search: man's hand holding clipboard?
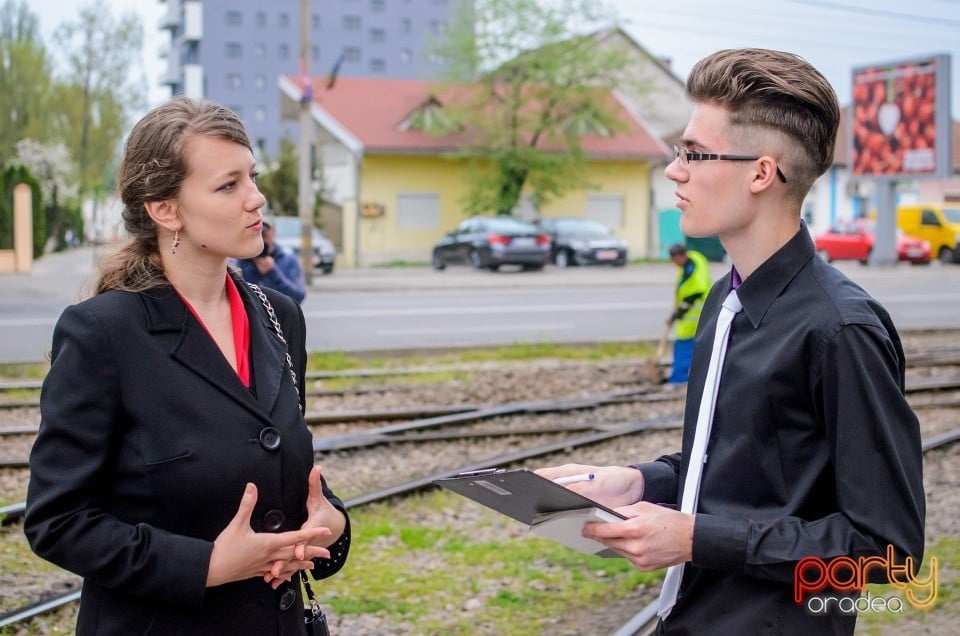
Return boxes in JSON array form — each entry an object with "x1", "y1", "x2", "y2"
[{"x1": 435, "y1": 465, "x2": 640, "y2": 557}]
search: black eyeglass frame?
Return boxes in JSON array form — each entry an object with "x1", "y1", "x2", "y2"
[{"x1": 673, "y1": 146, "x2": 787, "y2": 183}]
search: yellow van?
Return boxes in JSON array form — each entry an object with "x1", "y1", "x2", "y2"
[{"x1": 896, "y1": 204, "x2": 960, "y2": 263}]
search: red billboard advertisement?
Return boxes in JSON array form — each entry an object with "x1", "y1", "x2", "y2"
[{"x1": 851, "y1": 54, "x2": 952, "y2": 178}]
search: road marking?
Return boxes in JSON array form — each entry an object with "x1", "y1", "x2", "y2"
[
  {"x1": 0, "y1": 317, "x2": 58, "y2": 327},
  {"x1": 304, "y1": 301, "x2": 667, "y2": 319},
  {"x1": 377, "y1": 323, "x2": 575, "y2": 336}
]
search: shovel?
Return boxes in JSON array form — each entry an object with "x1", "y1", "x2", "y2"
[{"x1": 638, "y1": 324, "x2": 671, "y2": 384}]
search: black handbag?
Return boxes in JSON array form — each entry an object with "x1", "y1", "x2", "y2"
[{"x1": 302, "y1": 570, "x2": 329, "y2": 636}]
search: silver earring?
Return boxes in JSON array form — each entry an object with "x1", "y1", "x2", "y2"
[{"x1": 171, "y1": 230, "x2": 181, "y2": 255}]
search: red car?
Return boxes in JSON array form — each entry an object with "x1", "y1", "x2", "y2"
[{"x1": 814, "y1": 220, "x2": 931, "y2": 265}]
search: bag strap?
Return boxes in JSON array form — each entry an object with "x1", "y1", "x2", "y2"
[
  {"x1": 247, "y1": 283, "x2": 302, "y2": 414},
  {"x1": 301, "y1": 570, "x2": 329, "y2": 634}
]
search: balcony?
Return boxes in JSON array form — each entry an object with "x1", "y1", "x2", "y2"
[
  {"x1": 183, "y1": 1, "x2": 202, "y2": 41},
  {"x1": 158, "y1": 0, "x2": 181, "y2": 30}
]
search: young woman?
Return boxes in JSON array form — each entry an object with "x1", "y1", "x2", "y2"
[{"x1": 25, "y1": 97, "x2": 349, "y2": 635}]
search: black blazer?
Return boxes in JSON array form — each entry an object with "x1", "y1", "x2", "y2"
[{"x1": 25, "y1": 273, "x2": 349, "y2": 635}]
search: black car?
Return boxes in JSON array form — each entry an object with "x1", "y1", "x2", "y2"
[
  {"x1": 533, "y1": 217, "x2": 628, "y2": 267},
  {"x1": 432, "y1": 216, "x2": 552, "y2": 271}
]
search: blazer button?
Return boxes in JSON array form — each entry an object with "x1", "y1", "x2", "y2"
[
  {"x1": 278, "y1": 587, "x2": 297, "y2": 611},
  {"x1": 263, "y1": 509, "x2": 285, "y2": 531},
  {"x1": 259, "y1": 427, "x2": 282, "y2": 451}
]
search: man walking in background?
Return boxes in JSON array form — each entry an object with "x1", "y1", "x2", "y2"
[
  {"x1": 237, "y1": 219, "x2": 306, "y2": 304},
  {"x1": 666, "y1": 243, "x2": 711, "y2": 383}
]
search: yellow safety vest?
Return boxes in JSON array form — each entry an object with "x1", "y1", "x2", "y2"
[{"x1": 674, "y1": 250, "x2": 712, "y2": 340}]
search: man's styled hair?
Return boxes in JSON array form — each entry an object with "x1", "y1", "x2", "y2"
[{"x1": 686, "y1": 48, "x2": 840, "y2": 199}]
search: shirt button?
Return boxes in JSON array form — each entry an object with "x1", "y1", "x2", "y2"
[
  {"x1": 278, "y1": 587, "x2": 297, "y2": 611},
  {"x1": 259, "y1": 427, "x2": 282, "y2": 452},
  {"x1": 263, "y1": 509, "x2": 285, "y2": 531}
]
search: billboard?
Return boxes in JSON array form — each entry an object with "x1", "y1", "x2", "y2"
[{"x1": 850, "y1": 54, "x2": 952, "y2": 178}]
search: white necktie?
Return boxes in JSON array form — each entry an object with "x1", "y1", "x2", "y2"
[{"x1": 658, "y1": 289, "x2": 742, "y2": 620}]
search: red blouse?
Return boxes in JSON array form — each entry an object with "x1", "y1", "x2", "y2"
[{"x1": 176, "y1": 274, "x2": 251, "y2": 387}]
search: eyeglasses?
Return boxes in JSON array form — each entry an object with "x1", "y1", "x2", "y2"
[{"x1": 673, "y1": 146, "x2": 787, "y2": 183}]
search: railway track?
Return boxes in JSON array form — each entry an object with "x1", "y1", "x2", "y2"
[
  {"x1": 1, "y1": 335, "x2": 958, "y2": 634},
  {"x1": 4, "y1": 419, "x2": 958, "y2": 633}
]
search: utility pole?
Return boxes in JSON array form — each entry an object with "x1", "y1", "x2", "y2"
[{"x1": 298, "y1": 0, "x2": 314, "y2": 284}]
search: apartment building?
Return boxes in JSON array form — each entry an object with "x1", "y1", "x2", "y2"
[{"x1": 158, "y1": 0, "x2": 468, "y2": 157}]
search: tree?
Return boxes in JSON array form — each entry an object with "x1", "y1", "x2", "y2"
[
  {"x1": 428, "y1": 0, "x2": 637, "y2": 217},
  {"x1": 51, "y1": 0, "x2": 144, "y2": 195},
  {"x1": 10, "y1": 139, "x2": 80, "y2": 249},
  {"x1": 258, "y1": 138, "x2": 300, "y2": 217},
  {"x1": 257, "y1": 137, "x2": 326, "y2": 223},
  {"x1": 0, "y1": 0, "x2": 53, "y2": 158}
]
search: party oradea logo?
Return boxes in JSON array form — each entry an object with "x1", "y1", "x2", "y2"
[{"x1": 794, "y1": 545, "x2": 937, "y2": 615}]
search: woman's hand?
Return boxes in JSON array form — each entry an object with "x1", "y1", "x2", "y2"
[
  {"x1": 264, "y1": 466, "x2": 347, "y2": 588},
  {"x1": 206, "y1": 483, "x2": 332, "y2": 588}
]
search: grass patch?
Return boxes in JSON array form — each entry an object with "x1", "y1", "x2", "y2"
[
  {"x1": 0, "y1": 387, "x2": 40, "y2": 404},
  {"x1": 0, "y1": 361, "x2": 49, "y2": 380},
  {"x1": 303, "y1": 341, "x2": 658, "y2": 390},
  {"x1": 320, "y1": 490, "x2": 660, "y2": 635}
]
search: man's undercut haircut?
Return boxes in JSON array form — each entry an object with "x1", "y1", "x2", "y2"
[{"x1": 686, "y1": 48, "x2": 840, "y2": 197}]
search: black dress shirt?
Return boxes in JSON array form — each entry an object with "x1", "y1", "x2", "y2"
[{"x1": 637, "y1": 227, "x2": 925, "y2": 635}]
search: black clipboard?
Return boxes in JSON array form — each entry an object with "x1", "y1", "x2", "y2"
[{"x1": 434, "y1": 468, "x2": 627, "y2": 557}]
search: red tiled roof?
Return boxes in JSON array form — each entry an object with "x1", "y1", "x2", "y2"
[{"x1": 291, "y1": 75, "x2": 669, "y2": 160}]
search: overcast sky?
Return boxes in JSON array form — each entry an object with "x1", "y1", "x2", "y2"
[{"x1": 32, "y1": 0, "x2": 960, "y2": 118}]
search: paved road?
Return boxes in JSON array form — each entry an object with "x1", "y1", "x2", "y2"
[{"x1": 2, "y1": 246, "x2": 959, "y2": 364}]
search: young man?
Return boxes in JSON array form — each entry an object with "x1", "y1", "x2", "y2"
[
  {"x1": 237, "y1": 218, "x2": 306, "y2": 304},
  {"x1": 539, "y1": 49, "x2": 924, "y2": 635},
  {"x1": 666, "y1": 243, "x2": 711, "y2": 383}
]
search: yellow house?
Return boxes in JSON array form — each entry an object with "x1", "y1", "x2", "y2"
[{"x1": 279, "y1": 75, "x2": 670, "y2": 267}]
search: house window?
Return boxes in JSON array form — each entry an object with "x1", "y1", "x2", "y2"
[
  {"x1": 255, "y1": 74, "x2": 266, "y2": 90},
  {"x1": 226, "y1": 42, "x2": 243, "y2": 58},
  {"x1": 586, "y1": 193, "x2": 625, "y2": 229},
  {"x1": 397, "y1": 192, "x2": 440, "y2": 229},
  {"x1": 254, "y1": 43, "x2": 266, "y2": 59},
  {"x1": 278, "y1": 43, "x2": 289, "y2": 59},
  {"x1": 255, "y1": 11, "x2": 266, "y2": 26},
  {"x1": 343, "y1": 46, "x2": 361, "y2": 62},
  {"x1": 225, "y1": 10, "x2": 242, "y2": 26},
  {"x1": 254, "y1": 106, "x2": 266, "y2": 122},
  {"x1": 370, "y1": 28, "x2": 385, "y2": 43},
  {"x1": 226, "y1": 73, "x2": 242, "y2": 89},
  {"x1": 343, "y1": 15, "x2": 361, "y2": 30},
  {"x1": 312, "y1": 14, "x2": 320, "y2": 30},
  {"x1": 370, "y1": 58, "x2": 385, "y2": 73},
  {"x1": 312, "y1": 45, "x2": 320, "y2": 60},
  {"x1": 400, "y1": 48, "x2": 411, "y2": 64},
  {"x1": 278, "y1": 12, "x2": 290, "y2": 28},
  {"x1": 371, "y1": 0, "x2": 386, "y2": 11},
  {"x1": 401, "y1": 17, "x2": 411, "y2": 33}
]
